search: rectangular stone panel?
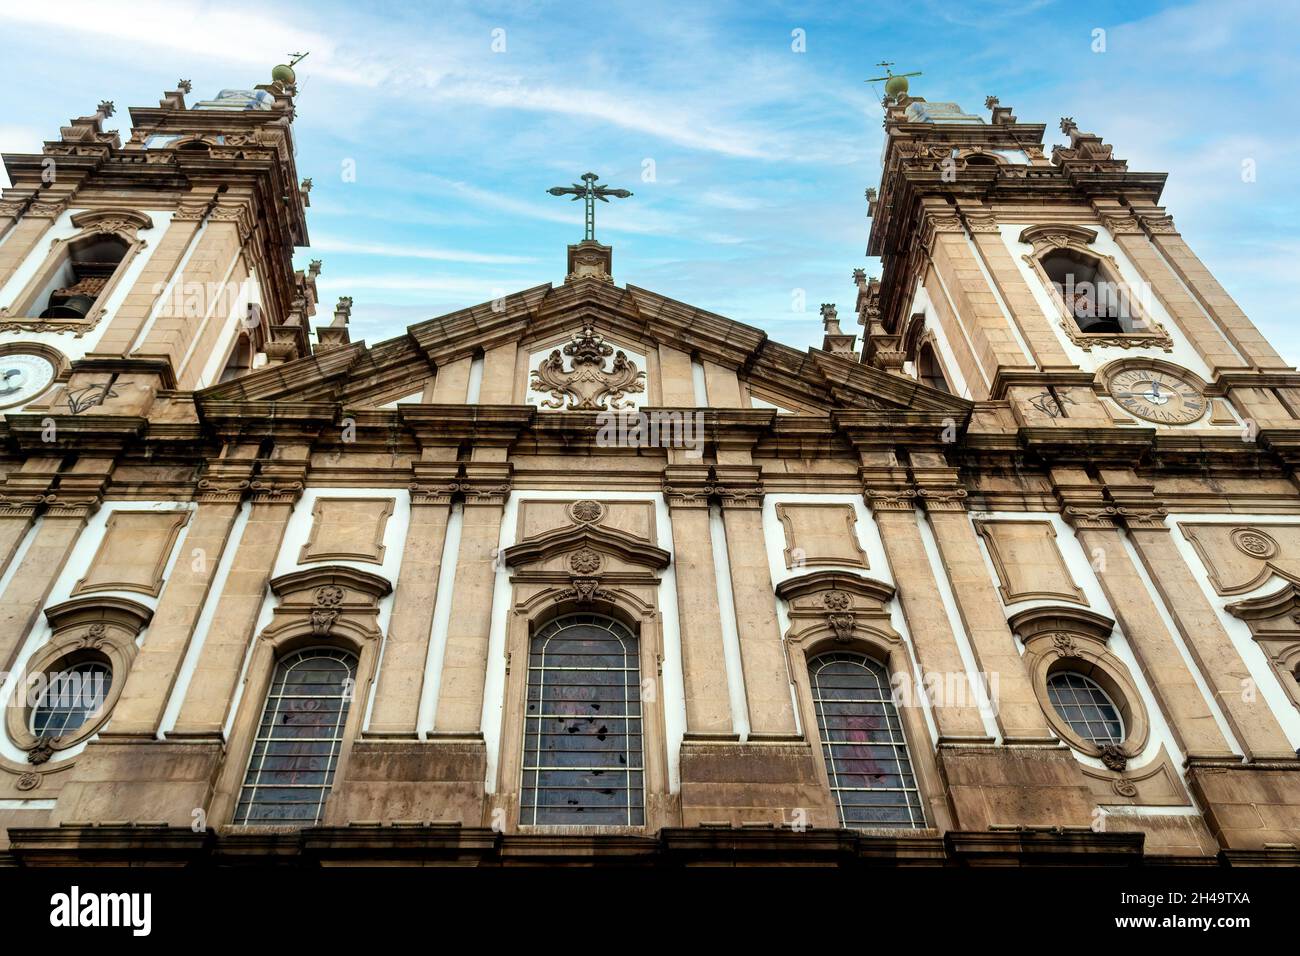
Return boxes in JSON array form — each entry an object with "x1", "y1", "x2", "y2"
[
  {"x1": 298, "y1": 497, "x2": 394, "y2": 565},
  {"x1": 72, "y1": 509, "x2": 190, "y2": 597},
  {"x1": 975, "y1": 519, "x2": 1086, "y2": 605},
  {"x1": 775, "y1": 502, "x2": 868, "y2": 569}
]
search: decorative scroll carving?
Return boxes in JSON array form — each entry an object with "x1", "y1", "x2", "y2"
[
  {"x1": 1099, "y1": 743, "x2": 1130, "y2": 773},
  {"x1": 530, "y1": 324, "x2": 645, "y2": 411}
]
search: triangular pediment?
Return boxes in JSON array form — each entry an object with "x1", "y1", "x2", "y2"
[{"x1": 196, "y1": 276, "x2": 970, "y2": 421}]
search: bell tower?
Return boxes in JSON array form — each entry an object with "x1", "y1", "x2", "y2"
[
  {"x1": 0, "y1": 64, "x2": 318, "y2": 419},
  {"x1": 859, "y1": 83, "x2": 1296, "y2": 432}
]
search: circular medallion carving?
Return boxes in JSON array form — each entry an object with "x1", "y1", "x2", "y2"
[
  {"x1": 15, "y1": 771, "x2": 40, "y2": 791},
  {"x1": 1111, "y1": 778, "x2": 1138, "y2": 798},
  {"x1": 822, "y1": 590, "x2": 851, "y2": 611},
  {"x1": 314, "y1": 584, "x2": 345, "y2": 606},
  {"x1": 569, "y1": 547, "x2": 602, "y2": 574},
  {"x1": 1231, "y1": 527, "x2": 1278, "y2": 560},
  {"x1": 569, "y1": 500, "x2": 605, "y2": 524}
]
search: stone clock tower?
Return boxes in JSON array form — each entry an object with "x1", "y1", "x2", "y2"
[{"x1": 0, "y1": 72, "x2": 318, "y2": 417}]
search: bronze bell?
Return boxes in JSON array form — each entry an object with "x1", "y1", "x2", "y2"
[{"x1": 40, "y1": 292, "x2": 96, "y2": 319}]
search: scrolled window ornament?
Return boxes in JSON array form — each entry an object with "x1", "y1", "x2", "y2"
[
  {"x1": 26, "y1": 736, "x2": 55, "y2": 766},
  {"x1": 529, "y1": 324, "x2": 646, "y2": 411},
  {"x1": 1098, "y1": 743, "x2": 1130, "y2": 773}
]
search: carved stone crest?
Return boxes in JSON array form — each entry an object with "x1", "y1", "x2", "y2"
[
  {"x1": 530, "y1": 324, "x2": 645, "y2": 411},
  {"x1": 1099, "y1": 744, "x2": 1129, "y2": 773}
]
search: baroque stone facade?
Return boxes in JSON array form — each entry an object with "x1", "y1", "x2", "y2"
[{"x1": 0, "y1": 75, "x2": 1296, "y2": 868}]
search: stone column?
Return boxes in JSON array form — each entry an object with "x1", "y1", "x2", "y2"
[
  {"x1": 133, "y1": 210, "x2": 244, "y2": 373},
  {"x1": 0, "y1": 455, "x2": 110, "y2": 672},
  {"x1": 922, "y1": 199, "x2": 1032, "y2": 394},
  {"x1": 912, "y1": 457, "x2": 1055, "y2": 744},
  {"x1": 1053, "y1": 468, "x2": 1235, "y2": 759},
  {"x1": 94, "y1": 203, "x2": 206, "y2": 356},
  {"x1": 366, "y1": 477, "x2": 455, "y2": 737},
  {"x1": 170, "y1": 483, "x2": 299, "y2": 737},
  {"x1": 716, "y1": 472, "x2": 796, "y2": 739},
  {"x1": 1092, "y1": 201, "x2": 1248, "y2": 374},
  {"x1": 1128, "y1": 201, "x2": 1289, "y2": 370},
  {"x1": 662, "y1": 467, "x2": 734, "y2": 738},
  {"x1": 866, "y1": 487, "x2": 990, "y2": 743},
  {"x1": 0, "y1": 197, "x2": 65, "y2": 294},
  {"x1": 106, "y1": 494, "x2": 243, "y2": 737},
  {"x1": 1121, "y1": 515, "x2": 1294, "y2": 761},
  {"x1": 0, "y1": 504, "x2": 95, "y2": 672},
  {"x1": 431, "y1": 470, "x2": 508, "y2": 735}
]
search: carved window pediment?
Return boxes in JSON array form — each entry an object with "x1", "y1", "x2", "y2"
[
  {"x1": 263, "y1": 566, "x2": 392, "y2": 645},
  {"x1": 775, "y1": 571, "x2": 899, "y2": 647}
]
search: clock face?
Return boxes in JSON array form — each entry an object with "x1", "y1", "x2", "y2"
[
  {"x1": 1107, "y1": 364, "x2": 1206, "y2": 425},
  {"x1": 0, "y1": 354, "x2": 56, "y2": 409}
]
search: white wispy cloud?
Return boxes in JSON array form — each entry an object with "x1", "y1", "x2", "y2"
[{"x1": 308, "y1": 236, "x2": 536, "y2": 264}]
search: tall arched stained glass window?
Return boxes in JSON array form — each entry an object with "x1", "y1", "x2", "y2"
[
  {"x1": 809, "y1": 652, "x2": 924, "y2": 829},
  {"x1": 235, "y1": 648, "x2": 357, "y2": 825},
  {"x1": 521, "y1": 615, "x2": 643, "y2": 826}
]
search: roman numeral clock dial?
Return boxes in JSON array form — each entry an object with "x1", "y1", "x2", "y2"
[
  {"x1": 0, "y1": 352, "x2": 56, "y2": 410},
  {"x1": 1105, "y1": 363, "x2": 1207, "y2": 425}
]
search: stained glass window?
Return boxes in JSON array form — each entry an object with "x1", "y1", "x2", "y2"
[
  {"x1": 30, "y1": 660, "x2": 111, "y2": 738},
  {"x1": 521, "y1": 615, "x2": 643, "y2": 826},
  {"x1": 1047, "y1": 671, "x2": 1124, "y2": 746},
  {"x1": 809, "y1": 652, "x2": 924, "y2": 829},
  {"x1": 234, "y1": 648, "x2": 357, "y2": 825}
]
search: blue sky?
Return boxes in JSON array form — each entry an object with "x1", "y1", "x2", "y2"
[{"x1": 2, "y1": 0, "x2": 1297, "y2": 363}]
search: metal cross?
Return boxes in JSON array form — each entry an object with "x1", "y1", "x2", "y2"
[{"x1": 547, "y1": 172, "x2": 632, "y2": 241}]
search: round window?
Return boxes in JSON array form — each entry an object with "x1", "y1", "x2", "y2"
[
  {"x1": 30, "y1": 660, "x2": 112, "y2": 739},
  {"x1": 1046, "y1": 671, "x2": 1123, "y2": 746}
]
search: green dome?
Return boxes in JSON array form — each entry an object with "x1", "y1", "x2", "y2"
[
  {"x1": 271, "y1": 63, "x2": 296, "y2": 85},
  {"x1": 884, "y1": 74, "x2": 910, "y2": 98}
]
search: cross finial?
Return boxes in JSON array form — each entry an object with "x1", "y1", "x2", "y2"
[{"x1": 546, "y1": 171, "x2": 633, "y2": 241}]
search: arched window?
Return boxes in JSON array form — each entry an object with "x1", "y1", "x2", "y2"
[
  {"x1": 917, "y1": 342, "x2": 951, "y2": 393},
  {"x1": 1040, "y1": 248, "x2": 1135, "y2": 334},
  {"x1": 30, "y1": 660, "x2": 111, "y2": 739},
  {"x1": 1046, "y1": 671, "x2": 1123, "y2": 746},
  {"x1": 521, "y1": 614, "x2": 643, "y2": 826},
  {"x1": 37, "y1": 235, "x2": 130, "y2": 320},
  {"x1": 234, "y1": 648, "x2": 357, "y2": 825},
  {"x1": 808, "y1": 652, "x2": 924, "y2": 829}
]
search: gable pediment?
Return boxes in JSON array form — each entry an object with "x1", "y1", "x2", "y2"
[{"x1": 195, "y1": 275, "x2": 973, "y2": 423}]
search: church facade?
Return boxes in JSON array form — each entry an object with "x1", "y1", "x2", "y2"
[{"x1": 0, "y1": 70, "x2": 1296, "y2": 867}]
